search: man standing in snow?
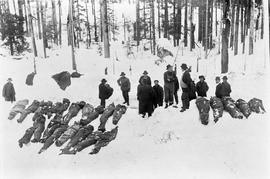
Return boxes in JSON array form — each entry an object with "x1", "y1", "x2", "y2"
[
  {"x1": 164, "y1": 64, "x2": 177, "y2": 108},
  {"x1": 153, "y1": 80, "x2": 164, "y2": 108},
  {"x1": 221, "y1": 76, "x2": 231, "y2": 97},
  {"x1": 174, "y1": 76, "x2": 180, "y2": 106},
  {"x1": 117, "y1": 72, "x2": 131, "y2": 106},
  {"x1": 196, "y1": 75, "x2": 209, "y2": 97},
  {"x1": 2, "y1": 78, "x2": 16, "y2": 103},
  {"x1": 179, "y1": 64, "x2": 193, "y2": 112},
  {"x1": 215, "y1": 77, "x2": 223, "y2": 98},
  {"x1": 137, "y1": 79, "x2": 156, "y2": 118},
  {"x1": 99, "y1": 79, "x2": 114, "y2": 107},
  {"x1": 139, "y1": 70, "x2": 152, "y2": 86}
]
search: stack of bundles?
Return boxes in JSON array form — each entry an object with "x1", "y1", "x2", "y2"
[
  {"x1": 63, "y1": 101, "x2": 85, "y2": 124},
  {"x1": 210, "y1": 97, "x2": 224, "y2": 123},
  {"x1": 195, "y1": 97, "x2": 210, "y2": 125},
  {"x1": 79, "y1": 105, "x2": 104, "y2": 126},
  {"x1": 112, "y1": 104, "x2": 127, "y2": 125},
  {"x1": 25, "y1": 72, "x2": 36, "y2": 86},
  {"x1": 40, "y1": 114, "x2": 63, "y2": 143},
  {"x1": 18, "y1": 109, "x2": 46, "y2": 147},
  {"x1": 98, "y1": 103, "x2": 116, "y2": 132},
  {"x1": 59, "y1": 125, "x2": 94, "y2": 155},
  {"x1": 55, "y1": 121, "x2": 81, "y2": 147},
  {"x1": 52, "y1": 71, "x2": 71, "y2": 90},
  {"x1": 235, "y1": 99, "x2": 252, "y2": 118},
  {"x1": 222, "y1": 97, "x2": 243, "y2": 119},
  {"x1": 50, "y1": 98, "x2": 70, "y2": 115},
  {"x1": 17, "y1": 100, "x2": 40, "y2": 123},
  {"x1": 8, "y1": 99, "x2": 29, "y2": 120},
  {"x1": 248, "y1": 98, "x2": 266, "y2": 114},
  {"x1": 39, "y1": 101, "x2": 53, "y2": 119},
  {"x1": 90, "y1": 126, "x2": 118, "y2": 155}
]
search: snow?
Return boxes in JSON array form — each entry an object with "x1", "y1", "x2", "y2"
[{"x1": 1, "y1": 0, "x2": 270, "y2": 178}]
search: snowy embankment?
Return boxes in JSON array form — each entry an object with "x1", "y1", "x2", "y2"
[{"x1": 0, "y1": 40, "x2": 270, "y2": 179}]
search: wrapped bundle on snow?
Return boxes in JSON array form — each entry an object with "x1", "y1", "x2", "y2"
[
  {"x1": 63, "y1": 101, "x2": 85, "y2": 124},
  {"x1": 90, "y1": 126, "x2": 118, "y2": 155},
  {"x1": 210, "y1": 97, "x2": 224, "y2": 123},
  {"x1": 52, "y1": 71, "x2": 71, "y2": 90},
  {"x1": 195, "y1": 97, "x2": 210, "y2": 125},
  {"x1": 112, "y1": 104, "x2": 127, "y2": 125},
  {"x1": 8, "y1": 99, "x2": 29, "y2": 120},
  {"x1": 222, "y1": 97, "x2": 243, "y2": 119},
  {"x1": 25, "y1": 72, "x2": 36, "y2": 86},
  {"x1": 40, "y1": 114, "x2": 63, "y2": 143},
  {"x1": 235, "y1": 99, "x2": 252, "y2": 118},
  {"x1": 50, "y1": 98, "x2": 70, "y2": 115},
  {"x1": 38, "y1": 123, "x2": 69, "y2": 154},
  {"x1": 17, "y1": 100, "x2": 40, "y2": 123},
  {"x1": 18, "y1": 110, "x2": 46, "y2": 147},
  {"x1": 98, "y1": 103, "x2": 115, "y2": 132},
  {"x1": 70, "y1": 71, "x2": 83, "y2": 78},
  {"x1": 59, "y1": 125, "x2": 95, "y2": 155},
  {"x1": 55, "y1": 121, "x2": 81, "y2": 147},
  {"x1": 79, "y1": 105, "x2": 104, "y2": 126},
  {"x1": 248, "y1": 98, "x2": 266, "y2": 114},
  {"x1": 81, "y1": 103, "x2": 95, "y2": 119}
]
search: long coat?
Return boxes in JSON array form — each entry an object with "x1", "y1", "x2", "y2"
[
  {"x1": 196, "y1": 81, "x2": 209, "y2": 97},
  {"x1": 221, "y1": 81, "x2": 231, "y2": 97},
  {"x1": 2, "y1": 82, "x2": 16, "y2": 102},
  {"x1": 139, "y1": 75, "x2": 152, "y2": 86},
  {"x1": 153, "y1": 84, "x2": 164, "y2": 106},
  {"x1": 99, "y1": 83, "x2": 114, "y2": 100},
  {"x1": 137, "y1": 84, "x2": 156, "y2": 115},
  {"x1": 215, "y1": 83, "x2": 223, "y2": 98},
  {"x1": 117, "y1": 76, "x2": 131, "y2": 92},
  {"x1": 181, "y1": 71, "x2": 196, "y2": 100}
]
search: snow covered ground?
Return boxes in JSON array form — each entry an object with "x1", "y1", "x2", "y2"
[{"x1": 0, "y1": 36, "x2": 270, "y2": 179}]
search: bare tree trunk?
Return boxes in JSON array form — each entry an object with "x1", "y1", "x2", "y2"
[
  {"x1": 23, "y1": 0, "x2": 29, "y2": 35},
  {"x1": 215, "y1": 0, "x2": 217, "y2": 36},
  {"x1": 221, "y1": 0, "x2": 230, "y2": 73},
  {"x1": 242, "y1": 3, "x2": 247, "y2": 54},
  {"x1": 51, "y1": 0, "x2": 58, "y2": 45},
  {"x1": 260, "y1": 7, "x2": 264, "y2": 39},
  {"x1": 69, "y1": 0, "x2": 77, "y2": 71},
  {"x1": 12, "y1": 0, "x2": 17, "y2": 15},
  {"x1": 205, "y1": 0, "x2": 208, "y2": 58},
  {"x1": 91, "y1": 0, "x2": 98, "y2": 42},
  {"x1": 18, "y1": 0, "x2": 23, "y2": 17},
  {"x1": 151, "y1": 0, "x2": 156, "y2": 55},
  {"x1": 229, "y1": 0, "x2": 235, "y2": 49},
  {"x1": 101, "y1": 0, "x2": 110, "y2": 58},
  {"x1": 36, "y1": 0, "x2": 41, "y2": 39},
  {"x1": 234, "y1": 0, "x2": 240, "y2": 55},
  {"x1": 164, "y1": 0, "x2": 168, "y2": 38},
  {"x1": 157, "y1": 0, "x2": 161, "y2": 38},
  {"x1": 85, "y1": 0, "x2": 91, "y2": 48},
  {"x1": 240, "y1": 3, "x2": 244, "y2": 43},
  {"x1": 176, "y1": 0, "x2": 181, "y2": 46},
  {"x1": 40, "y1": 0, "x2": 47, "y2": 57},
  {"x1": 184, "y1": 0, "x2": 188, "y2": 46},
  {"x1": 100, "y1": 0, "x2": 103, "y2": 42},
  {"x1": 136, "y1": 0, "x2": 140, "y2": 46},
  {"x1": 249, "y1": 0, "x2": 254, "y2": 55},
  {"x1": 143, "y1": 1, "x2": 146, "y2": 38},
  {"x1": 173, "y1": 0, "x2": 176, "y2": 47},
  {"x1": 190, "y1": 0, "x2": 195, "y2": 51},
  {"x1": 58, "y1": 0, "x2": 62, "y2": 46}
]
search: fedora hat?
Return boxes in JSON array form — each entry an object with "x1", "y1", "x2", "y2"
[
  {"x1": 120, "y1": 72, "x2": 126, "y2": 76},
  {"x1": 143, "y1": 70, "x2": 148, "y2": 75},
  {"x1": 180, "y1": 63, "x2": 188, "y2": 70}
]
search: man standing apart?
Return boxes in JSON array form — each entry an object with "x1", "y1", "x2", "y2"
[
  {"x1": 164, "y1": 65, "x2": 177, "y2": 108},
  {"x1": 99, "y1": 79, "x2": 114, "y2": 107},
  {"x1": 117, "y1": 72, "x2": 131, "y2": 106},
  {"x1": 2, "y1": 78, "x2": 16, "y2": 103},
  {"x1": 180, "y1": 64, "x2": 193, "y2": 112}
]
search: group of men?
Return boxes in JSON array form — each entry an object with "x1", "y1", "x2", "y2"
[{"x1": 98, "y1": 63, "x2": 232, "y2": 118}]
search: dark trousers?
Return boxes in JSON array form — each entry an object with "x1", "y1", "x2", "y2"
[
  {"x1": 100, "y1": 99, "x2": 106, "y2": 107},
  {"x1": 181, "y1": 91, "x2": 190, "y2": 109},
  {"x1": 174, "y1": 91, "x2": 179, "y2": 104},
  {"x1": 164, "y1": 86, "x2": 174, "y2": 104},
  {"x1": 122, "y1": 91, "x2": 129, "y2": 105}
]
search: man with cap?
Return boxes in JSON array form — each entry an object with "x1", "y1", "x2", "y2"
[
  {"x1": 221, "y1": 76, "x2": 231, "y2": 97},
  {"x1": 139, "y1": 70, "x2": 152, "y2": 86},
  {"x1": 195, "y1": 75, "x2": 209, "y2": 97},
  {"x1": 215, "y1": 76, "x2": 223, "y2": 98},
  {"x1": 99, "y1": 79, "x2": 114, "y2": 107},
  {"x1": 153, "y1": 80, "x2": 164, "y2": 108},
  {"x1": 117, "y1": 72, "x2": 131, "y2": 106},
  {"x1": 164, "y1": 64, "x2": 177, "y2": 108},
  {"x1": 179, "y1": 63, "x2": 194, "y2": 112},
  {"x1": 2, "y1": 78, "x2": 16, "y2": 103}
]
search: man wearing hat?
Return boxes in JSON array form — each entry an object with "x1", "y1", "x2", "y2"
[
  {"x1": 215, "y1": 76, "x2": 223, "y2": 98},
  {"x1": 153, "y1": 80, "x2": 164, "y2": 108},
  {"x1": 164, "y1": 64, "x2": 177, "y2": 108},
  {"x1": 139, "y1": 70, "x2": 152, "y2": 86},
  {"x1": 195, "y1": 75, "x2": 209, "y2": 97},
  {"x1": 221, "y1": 76, "x2": 231, "y2": 97},
  {"x1": 99, "y1": 79, "x2": 114, "y2": 107},
  {"x1": 2, "y1": 78, "x2": 16, "y2": 103},
  {"x1": 179, "y1": 63, "x2": 195, "y2": 112},
  {"x1": 117, "y1": 72, "x2": 131, "y2": 106}
]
